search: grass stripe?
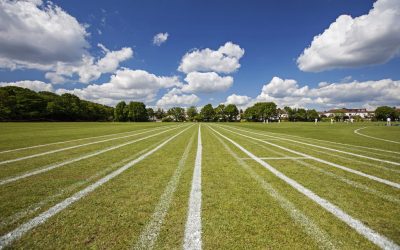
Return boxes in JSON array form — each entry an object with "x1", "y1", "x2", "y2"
[
  {"x1": 134, "y1": 132, "x2": 195, "y2": 249},
  {"x1": 220, "y1": 125, "x2": 400, "y2": 189},
  {"x1": 0, "y1": 125, "x2": 174, "y2": 166},
  {"x1": 184, "y1": 125, "x2": 202, "y2": 250},
  {"x1": 0, "y1": 125, "x2": 182, "y2": 185},
  {"x1": 355, "y1": 127, "x2": 400, "y2": 144},
  {"x1": 210, "y1": 127, "x2": 336, "y2": 250},
  {"x1": 0, "y1": 125, "x2": 192, "y2": 249},
  {"x1": 209, "y1": 125, "x2": 399, "y2": 250}
]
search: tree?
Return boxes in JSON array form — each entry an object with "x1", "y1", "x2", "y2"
[
  {"x1": 128, "y1": 102, "x2": 148, "y2": 122},
  {"x1": 225, "y1": 104, "x2": 239, "y2": 121},
  {"x1": 306, "y1": 109, "x2": 319, "y2": 121},
  {"x1": 375, "y1": 106, "x2": 397, "y2": 121},
  {"x1": 114, "y1": 101, "x2": 128, "y2": 121},
  {"x1": 147, "y1": 108, "x2": 155, "y2": 121},
  {"x1": 214, "y1": 104, "x2": 227, "y2": 122},
  {"x1": 200, "y1": 104, "x2": 215, "y2": 122},
  {"x1": 168, "y1": 107, "x2": 186, "y2": 122},
  {"x1": 243, "y1": 106, "x2": 257, "y2": 121},
  {"x1": 253, "y1": 102, "x2": 277, "y2": 122},
  {"x1": 155, "y1": 108, "x2": 166, "y2": 120},
  {"x1": 186, "y1": 106, "x2": 198, "y2": 122}
]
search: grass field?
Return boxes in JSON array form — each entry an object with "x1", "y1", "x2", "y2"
[{"x1": 0, "y1": 122, "x2": 399, "y2": 249}]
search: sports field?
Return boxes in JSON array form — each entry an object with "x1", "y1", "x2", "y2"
[{"x1": 0, "y1": 122, "x2": 399, "y2": 249}]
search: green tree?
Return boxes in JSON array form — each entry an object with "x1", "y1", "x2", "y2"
[
  {"x1": 225, "y1": 104, "x2": 239, "y2": 121},
  {"x1": 306, "y1": 109, "x2": 319, "y2": 121},
  {"x1": 200, "y1": 104, "x2": 215, "y2": 122},
  {"x1": 147, "y1": 108, "x2": 155, "y2": 121},
  {"x1": 128, "y1": 102, "x2": 148, "y2": 122},
  {"x1": 168, "y1": 107, "x2": 186, "y2": 122},
  {"x1": 375, "y1": 106, "x2": 397, "y2": 121},
  {"x1": 114, "y1": 101, "x2": 128, "y2": 121},
  {"x1": 155, "y1": 108, "x2": 166, "y2": 120},
  {"x1": 214, "y1": 104, "x2": 227, "y2": 122},
  {"x1": 254, "y1": 102, "x2": 277, "y2": 122},
  {"x1": 186, "y1": 106, "x2": 198, "y2": 122}
]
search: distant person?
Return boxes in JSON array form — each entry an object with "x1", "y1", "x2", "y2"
[
  {"x1": 387, "y1": 117, "x2": 391, "y2": 126},
  {"x1": 315, "y1": 118, "x2": 318, "y2": 124}
]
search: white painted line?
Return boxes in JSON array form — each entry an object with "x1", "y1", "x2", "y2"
[
  {"x1": 0, "y1": 125, "x2": 173, "y2": 154},
  {"x1": 134, "y1": 132, "x2": 195, "y2": 249},
  {"x1": 240, "y1": 157, "x2": 310, "y2": 160},
  {"x1": 211, "y1": 128, "x2": 335, "y2": 250},
  {"x1": 209, "y1": 125, "x2": 399, "y2": 250},
  {"x1": 226, "y1": 126, "x2": 400, "y2": 166},
  {"x1": 0, "y1": 125, "x2": 175, "y2": 166},
  {"x1": 184, "y1": 125, "x2": 202, "y2": 250},
  {"x1": 231, "y1": 125, "x2": 400, "y2": 155},
  {"x1": 355, "y1": 127, "x2": 400, "y2": 144},
  {"x1": 0, "y1": 125, "x2": 192, "y2": 249},
  {"x1": 217, "y1": 126, "x2": 400, "y2": 189},
  {"x1": 0, "y1": 125, "x2": 183, "y2": 185}
]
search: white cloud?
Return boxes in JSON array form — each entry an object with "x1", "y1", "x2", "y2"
[
  {"x1": 297, "y1": 0, "x2": 400, "y2": 72},
  {"x1": 178, "y1": 42, "x2": 244, "y2": 74},
  {"x1": 0, "y1": 80, "x2": 53, "y2": 92},
  {"x1": 56, "y1": 68, "x2": 182, "y2": 106},
  {"x1": 156, "y1": 88, "x2": 199, "y2": 107},
  {"x1": 0, "y1": 0, "x2": 89, "y2": 70},
  {"x1": 182, "y1": 72, "x2": 233, "y2": 93},
  {"x1": 225, "y1": 94, "x2": 251, "y2": 106},
  {"x1": 153, "y1": 32, "x2": 169, "y2": 46},
  {"x1": 256, "y1": 76, "x2": 400, "y2": 109},
  {"x1": 45, "y1": 44, "x2": 133, "y2": 84}
]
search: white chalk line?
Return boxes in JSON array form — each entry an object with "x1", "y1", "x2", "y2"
[
  {"x1": 210, "y1": 127, "x2": 336, "y2": 250},
  {"x1": 183, "y1": 125, "x2": 202, "y2": 250},
  {"x1": 0, "y1": 142, "x2": 160, "y2": 230},
  {"x1": 209, "y1": 125, "x2": 399, "y2": 250},
  {"x1": 240, "y1": 157, "x2": 311, "y2": 160},
  {"x1": 0, "y1": 125, "x2": 173, "y2": 154},
  {"x1": 0, "y1": 125, "x2": 176, "y2": 166},
  {"x1": 0, "y1": 125, "x2": 192, "y2": 249},
  {"x1": 225, "y1": 126, "x2": 400, "y2": 166},
  {"x1": 248, "y1": 140, "x2": 400, "y2": 205},
  {"x1": 355, "y1": 127, "x2": 400, "y2": 144},
  {"x1": 134, "y1": 132, "x2": 195, "y2": 250},
  {"x1": 231, "y1": 125, "x2": 400, "y2": 156},
  {"x1": 0, "y1": 125, "x2": 183, "y2": 185},
  {"x1": 217, "y1": 126, "x2": 400, "y2": 189}
]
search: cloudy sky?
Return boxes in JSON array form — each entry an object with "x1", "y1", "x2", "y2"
[{"x1": 0, "y1": 0, "x2": 399, "y2": 110}]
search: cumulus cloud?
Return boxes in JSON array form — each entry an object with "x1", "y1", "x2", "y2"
[
  {"x1": 256, "y1": 76, "x2": 400, "y2": 109},
  {"x1": 45, "y1": 44, "x2": 133, "y2": 84},
  {"x1": 0, "y1": 0, "x2": 89, "y2": 70},
  {"x1": 225, "y1": 94, "x2": 251, "y2": 106},
  {"x1": 178, "y1": 42, "x2": 244, "y2": 74},
  {"x1": 153, "y1": 32, "x2": 169, "y2": 46},
  {"x1": 297, "y1": 0, "x2": 400, "y2": 72},
  {"x1": 0, "y1": 80, "x2": 54, "y2": 92},
  {"x1": 156, "y1": 88, "x2": 199, "y2": 107},
  {"x1": 56, "y1": 68, "x2": 182, "y2": 106},
  {"x1": 181, "y1": 72, "x2": 233, "y2": 93}
]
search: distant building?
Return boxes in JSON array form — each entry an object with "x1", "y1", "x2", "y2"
[{"x1": 321, "y1": 108, "x2": 374, "y2": 119}]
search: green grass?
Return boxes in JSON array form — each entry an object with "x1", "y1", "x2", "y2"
[{"x1": 0, "y1": 122, "x2": 399, "y2": 249}]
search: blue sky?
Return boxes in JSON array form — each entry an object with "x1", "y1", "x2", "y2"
[{"x1": 0, "y1": 0, "x2": 399, "y2": 110}]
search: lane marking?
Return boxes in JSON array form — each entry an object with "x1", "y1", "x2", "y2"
[
  {"x1": 211, "y1": 128, "x2": 335, "y2": 250},
  {"x1": 217, "y1": 126, "x2": 400, "y2": 189},
  {"x1": 184, "y1": 125, "x2": 202, "y2": 250},
  {"x1": 0, "y1": 126, "x2": 183, "y2": 185},
  {"x1": 209, "y1": 125, "x2": 399, "y2": 250},
  {"x1": 0, "y1": 125, "x2": 173, "y2": 154},
  {"x1": 0, "y1": 125, "x2": 192, "y2": 249},
  {"x1": 134, "y1": 132, "x2": 195, "y2": 250},
  {"x1": 0, "y1": 125, "x2": 175, "y2": 166},
  {"x1": 240, "y1": 157, "x2": 310, "y2": 160},
  {"x1": 355, "y1": 127, "x2": 400, "y2": 144},
  {"x1": 225, "y1": 126, "x2": 400, "y2": 166}
]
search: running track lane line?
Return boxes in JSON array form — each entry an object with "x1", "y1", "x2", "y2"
[
  {"x1": 0, "y1": 125, "x2": 193, "y2": 249},
  {"x1": 134, "y1": 132, "x2": 195, "y2": 249},
  {"x1": 355, "y1": 127, "x2": 400, "y2": 144},
  {"x1": 0, "y1": 125, "x2": 176, "y2": 166},
  {"x1": 0, "y1": 125, "x2": 174, "y2": 154},
  {"x1": 184, "y1": 125, "x2": 202, "y2": 250},
  {"x1": 224, "y1": 125, "x2": 400, "y2": 166},
  {"x1": 216, "y1": 125, "x2": 400, "y2": 189},
  {"x1": 0, "y1": 125, "x2": 184, "y2": 185},
  {"x1": 209, "y1": 125, "x2": 399, "y2": 250}
]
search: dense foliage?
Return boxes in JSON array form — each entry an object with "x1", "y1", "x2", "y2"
[
  {"x1": 375, "y1": 106, "x2": 399, "y2": 121},
  {"x1": 0, "y1": 86, "x2": 113, "y2": 121}
]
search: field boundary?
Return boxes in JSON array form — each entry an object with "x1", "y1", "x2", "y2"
[{"x1": 354, "y1": 127, "x2": 400, "y2": 144}]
